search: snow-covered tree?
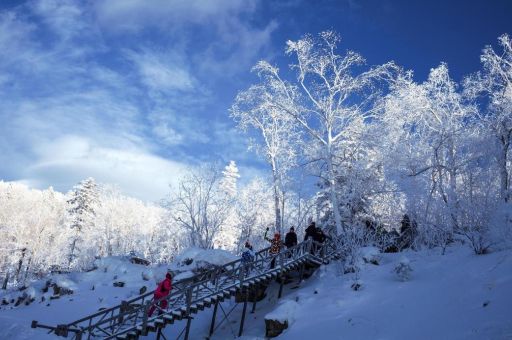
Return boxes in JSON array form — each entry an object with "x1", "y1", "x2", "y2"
[
  {"x1": 465, "y1": 33, "x2": 512, "y2": 203},
  {"x1": 167, "y1": 164, "x2": 231, "y2": 249},
  {"x1": 234, "y1": 177, "x2": 274, "y2": 251},
  {"x1": 67, "y1": 177, "x2": 99, "y2": 269},
  {"x1": 240, "y1": 31, "x2": 397, "y2": 236},
  {"x1": 220, "y1": 160, "x2": 241, "y2": 197},
  {"x1": 231, "y1": 82, "x2": 300, "y2": 234}
]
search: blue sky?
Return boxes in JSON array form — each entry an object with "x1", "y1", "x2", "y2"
[{"x1": 0, "y1": 0, "x2": 510, "y2": 201}]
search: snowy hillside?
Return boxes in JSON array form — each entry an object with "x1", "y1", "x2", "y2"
[{"x1": 1, "y1": 245, "x2": 511, "y2": 339}]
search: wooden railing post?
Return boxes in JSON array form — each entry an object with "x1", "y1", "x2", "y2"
[
  {"x1": 141, "y1": 301, "x2": 149, "y2": 336},
  {"x1": 184, "y1": 287, "x2": 193, "y2": 340},
  {"x1": 278, "y1": 252, "x2": 285, "y2": 299}
]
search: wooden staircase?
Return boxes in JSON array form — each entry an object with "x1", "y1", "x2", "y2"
[{"x1": 32, "y1": 239, "x2": 338, "y2": 340}]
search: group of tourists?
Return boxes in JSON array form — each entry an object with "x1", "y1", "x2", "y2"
[{"x1": 149, "y1": 222, "x2": 326, "y2": 317}]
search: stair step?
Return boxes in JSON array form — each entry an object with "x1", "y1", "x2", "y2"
[
  {"x1": 127, "y1": 331, "x2": 138, "y2": 339},
  {"x1": 154, "y1": 318, "x2": 165, "y2": 327},
  {"x1": 163, "y1": 314, "x2": 174, "y2": 324},
  {"x1": 136, "y1": 325, "x2": 151, "y2": 336},
  {"x1": 172, "y1": 310, "x2": 183, "y2": 320}
]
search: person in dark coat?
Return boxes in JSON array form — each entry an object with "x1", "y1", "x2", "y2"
[
  {"x1": 304, "y1": 222, "x2": 317, "y2": 241},
  {"x1": 314, "y1": 227, "x2": 329, "y2": 256},
  {"x1": 314, "y1": 227, "x2": 327, "y2": 243},
  {"x1": 148, "y1": 272, "x2": 172, "y2": 316},
  {"x1": 285, "y1": 227, "x2": 298, "y2": 248}
]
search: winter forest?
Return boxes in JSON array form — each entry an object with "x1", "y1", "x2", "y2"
[{"x1": 1, "y1": 30, "x2": 511, "y2": 292}]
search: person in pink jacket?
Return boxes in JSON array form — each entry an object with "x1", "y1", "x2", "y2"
[{"x1": 148, "y1": 272, "x2": 172, "y2": 316}]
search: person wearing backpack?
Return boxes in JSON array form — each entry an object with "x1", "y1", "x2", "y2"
[
  {"x1": 241, "y1": 241, "x2": 255, "y2": 274},
  {"x1": 148, "y1": 272, "x2": 173, "y2": 316}
]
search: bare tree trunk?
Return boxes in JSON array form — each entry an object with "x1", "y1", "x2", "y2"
[
  {"x1": 446, "y1": 138, "x2": 459, "y2": 229},
  {"x1": 326, "y1": 146, "x2": 344, "y2": 236},
  {"x1": 271, "y1": 160, "x2": 282, "y2": 234},
  {"x1": 498, "y1": 133, "x2": 510, "y2": 203},
  {"x1": 23, "y1": 255, "x2": 32, "y2": 285},
  {"x1": 68, "y1": 239, "x2": 77, "y2": 267},
  {"x1": 281, "y1": 192, "x2": 286, "y2": 231},
  {"x1": 15, "y1": 248, "x2": 27, "y2": 281},
  {"x1": 2, "y1": 272, "x2": 9, "y2": 290}
]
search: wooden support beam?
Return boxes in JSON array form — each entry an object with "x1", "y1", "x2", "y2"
[
  {"x1": 238, "y1": 289, "x2": 249, "y2": 337},
  {"x1": 209, "y1": 300, "x2": 219, "y2": 337}
]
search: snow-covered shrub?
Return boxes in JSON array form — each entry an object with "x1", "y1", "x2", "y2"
[
  {"x1": 361, "y1": 247, "x2": 381, "y2": 265},
  {"x1": 393, "y1": 257, "x2": 413, "y2": 281},
  {"x1": 415, "y1": 222, "x2": 453, "y2": 254},
  {"x1": 338, "y1": 223, "x2": 372, "y2": 278},
  {"x1": 351, "y1": 280, "x2": 363, "y2": 291}
]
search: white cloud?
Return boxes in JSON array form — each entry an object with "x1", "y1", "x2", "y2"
[
  {"x1": 24, "y1": 135, "x2": 188, "y2": 202},
  {"x1": 93, "y1": 0, "x2": 257, "y2": 33},
  {"x1": 128, "y1": 50, "x2": 196, "y2": 93}
]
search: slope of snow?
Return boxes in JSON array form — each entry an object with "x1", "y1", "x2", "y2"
[
  {"x1": 1, "y1": 245, "x2": 511, "y2": 340},
  {"x1": 276, "y1": 246, "x2": 512, "y2": 340}
]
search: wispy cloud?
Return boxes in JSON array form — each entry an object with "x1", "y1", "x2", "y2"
[{"x1": 0, "y1": 0, "x2": 274, "y2": 200}]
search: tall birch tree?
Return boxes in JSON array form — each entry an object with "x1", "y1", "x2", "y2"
[{"x1": 237, "y1": 31, "x2": 396, "y2": 235}]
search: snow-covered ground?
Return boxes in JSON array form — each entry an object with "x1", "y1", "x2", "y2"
[{"x1": 1, "y1": 245, "x2": 511, "y2": 339}]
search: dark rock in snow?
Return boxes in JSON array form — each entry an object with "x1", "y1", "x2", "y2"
[
  {"x1": 139, "y1": 286, "x2": 147, "y2": 295},
  {"x1": 15, "y1": 294, "x2": 27, "y2": 306},
  {"x1": 53, "y1": 284, "x2": 73, "y2": 296},
  {"x1": 265, "y1": 319, "x2": 288, "y2": 337},
  {"x1": 344, "y1": 266, "x2": 356, "y2": 274},
  {"x1": 130, "y1": 257, "x2": 150, "y2": 266},
  {"x1": 113, "y1": 281, "x2": 125, "y2": 288},
  {"x1": 42, "y1": 280, "x2": 52, "y2": 293}
]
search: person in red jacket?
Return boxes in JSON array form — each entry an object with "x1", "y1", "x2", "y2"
[
  {"x1": 264, "y1": 228, "x2": 284, "y2": 269},
  {"x1": 148, "y1": 272, "x2": 172, "y2": 316}
]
